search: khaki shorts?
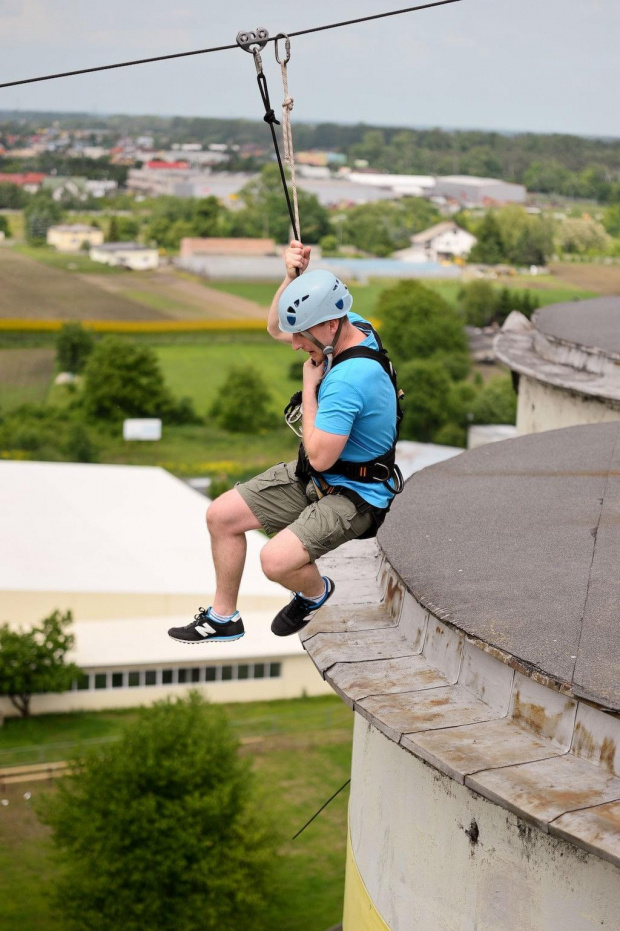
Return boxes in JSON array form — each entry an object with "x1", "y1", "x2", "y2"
[{"x1": 236, "y1": 460, "x2": 373, "y2": 563}]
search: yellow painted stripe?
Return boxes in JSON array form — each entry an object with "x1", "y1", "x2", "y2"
[
  {"x1": 343, "y1": 827, "x2": 391, "y2": 931},
  {"x1": 0, "y1": 318, "x2": 266, "y2": 333}
]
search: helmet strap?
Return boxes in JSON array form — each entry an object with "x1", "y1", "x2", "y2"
[{"x1": 300, "y1": 317, "x2": 345, "y2": 375}]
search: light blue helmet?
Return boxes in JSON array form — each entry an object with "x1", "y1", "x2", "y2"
[{"x1": 278, "y1": 270, "x2": 353, "y2": 334}]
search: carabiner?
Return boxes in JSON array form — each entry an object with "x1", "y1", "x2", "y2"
[{"x1": 274, "y1": 33, "x2": 291, "y2": 65}]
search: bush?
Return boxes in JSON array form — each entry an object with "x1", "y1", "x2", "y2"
[
  {"x1": 377, "y1": 280, "x2": 469, "y2": 368},
  {"x1": 56, "y1": 322, "x2": 95, "y2": 374},
  {"x1": 0, "y1": 214, "x2": 10, "y2": 236},
  {"x1": 0, "y1": 403, "x2": 73, "y2": 459},
  {"x1": 63, "y1": 422, "x2": 98, "y2": 463},
  {"x1": 432, "y1": 422, "x2": 467, "y2": 447},
  {"x1": 470, "y1": 375, "x2": 517, "y2": 424},
  {"x1": 458, "y1": 280, "x2": 498, "y2": 328},
  {"x1": 397, "y1": 358, "x2": 452, "y2": 442},
  {"x1": 82, "y1": 337, "x2": 177, "y2": 422},
  {"x1": 40, "y1": 693, "x2": 277, "y2": 931},
  {"x1": 210, "y1": 365, "x2": 277, "y2": 433}
]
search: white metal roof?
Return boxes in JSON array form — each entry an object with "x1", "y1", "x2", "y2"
[
  {"x1": 0, "y1": 460, "x2": 281, "y2": 598},
  {"x1": 70, "y1": 612, "x2": 304, "y2": 667}
]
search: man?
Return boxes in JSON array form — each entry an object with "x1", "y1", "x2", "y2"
[{"x1": 168, "y1": 241, "x2": 400, "y2": 645}]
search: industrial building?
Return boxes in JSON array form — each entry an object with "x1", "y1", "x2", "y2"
[
  {"x1": 0, "y1": 460, "x2": 331, "y2": 717},
  {"x1": 433, "y1": 174, "x2": 526, "y2": 205}
]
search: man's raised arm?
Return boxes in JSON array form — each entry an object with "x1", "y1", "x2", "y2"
[{"x1": 267, "y1": 240, "x2": 311, "y2": 342}]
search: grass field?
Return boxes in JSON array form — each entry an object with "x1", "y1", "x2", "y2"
[
  {"x1": 2, "y1": 246, "x2": 268, "y2": 324},
  {"x1": 13, "y1": 245, "x2": 127, "y2": 275},
  {"x1": 0, "y1": 348, "x2": 55, "y2": 408},
  {"x1": 209, "y1": 274, "x2": 598, "y2": 318},
  {"x1": 0, "y1": 247, "x2": 165, "y2": 322},
  {"x1": 0, "y1": 696, "x2": 353, "y2": 931}
]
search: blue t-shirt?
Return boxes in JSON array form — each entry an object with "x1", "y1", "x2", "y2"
[{"x1": 314, "y1": 312, "x2": 397, "y2": 509}]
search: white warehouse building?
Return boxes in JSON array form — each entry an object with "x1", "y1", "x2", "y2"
[{"x1": 0, "y1": 461, "x2": 331, "y2": 717}]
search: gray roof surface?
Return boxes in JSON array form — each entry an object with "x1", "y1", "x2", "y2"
[
  {"x1": 535, "y1": 297, "x2": 620, "y2": 357},
  {"x1": 379, "y1": 422, "x2": 620, "y2": 711}
]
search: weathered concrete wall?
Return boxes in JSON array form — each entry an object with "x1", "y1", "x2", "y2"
[
  {"x1": 345, "y1": 714, "x2": 620, "y2": 931},
  {"x1": 517, "y1": 375, "x2": 620, "y2": 435}
]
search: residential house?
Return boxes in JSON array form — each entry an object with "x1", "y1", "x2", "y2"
[
  {"x1": 89, "y1": 242, "x2": 159, "y2": 270},
  {"x1": 47, "y1": 224, "x2": 104, "y2": 252},
  {"x1": 394, "y1": 220, "x2": 477, "y2": 263}
]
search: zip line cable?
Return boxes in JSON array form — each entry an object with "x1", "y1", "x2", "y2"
[
  {"x1": 0, "y1": 0, "x2": 462, "y2": 91},
  {"x1": 291, "y1": 778, "x2": 351, "y2": 841}
]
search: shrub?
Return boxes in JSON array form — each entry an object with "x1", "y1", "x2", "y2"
[
  {"x1": 397, "y1": 358, "x2": 452, "y2": 442},
  {"x1": 471, "y1": 375, "x2": 517, "y2": 424},
  {"x1": 377, "y1": 280, "x2": 469, "y2": 368},
  {"x1": 82, "y1": 337, "x2": 176, "y2": 421},
  {"x1": 40, "y1": 693, "x2": 277, "y2": 931},
  {"x1": 458, "y1": 280, "x2": 498, "y2": 328},
  {"x1": 432, "y1": 422, "x2": 467, "y2": 447},
  {"x1": 209, "y1": 365, "x2": 277, "y2": 433},
  {"x1": 56, "y1": 322, "x2": 95, "y2": 374},
  {"x1": 63, "y1": 422, "x2": 98, "y2": 463}
]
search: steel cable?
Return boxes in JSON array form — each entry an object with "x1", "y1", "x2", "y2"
[{"x1": 0, "y1": 1, "x2": 462, "y2": 90}]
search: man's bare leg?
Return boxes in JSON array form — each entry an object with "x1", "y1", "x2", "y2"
[
  {"x1": 206, "y1": 489, "x2": 262, "y2": 615},
  {"x1": 260, "y1": 529, "x2": 325, "y2": 596}
]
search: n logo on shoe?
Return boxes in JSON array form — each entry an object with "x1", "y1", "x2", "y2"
[{"x1": 194, "y1": 624, "x2": 211, "y2": 637}]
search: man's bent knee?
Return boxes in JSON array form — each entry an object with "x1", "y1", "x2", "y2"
[
  {"x1": 260, "y1": 532, "x2": 310, "y2": 583},
  {"x1": 206, "y1": 489, "x2": 261, "y2": 536}
]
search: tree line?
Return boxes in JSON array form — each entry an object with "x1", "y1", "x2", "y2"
[{"x1": 2, "y1": 113, "x2": 620, "y2": 201}]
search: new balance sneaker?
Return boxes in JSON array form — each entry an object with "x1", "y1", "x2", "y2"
[
  {"x1": 271, "y1": 577, "x2": 335, "y2": 637},
  {"x1": 168, "y1": 608, "x2": 245, "y2": 644}
]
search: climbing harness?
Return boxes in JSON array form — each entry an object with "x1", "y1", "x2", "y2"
[
  {"x1": 287, "y1": 320, "x2": 405, "y2": 537},
  {"x1": 237, "y1": 27, "x2": 301, "y2": 245}
]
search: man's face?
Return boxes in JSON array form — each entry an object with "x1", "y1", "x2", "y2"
[{"x1": 291, "y1": 320, "x2": 336, "y2": 365}]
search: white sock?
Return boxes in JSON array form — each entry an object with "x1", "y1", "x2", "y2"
[
  {"x1": 298, "y1": 578, "x2": 328, "y2": 605},
  {"x1": 208, "y1": 608, "x2": 240, "y2": 624}
]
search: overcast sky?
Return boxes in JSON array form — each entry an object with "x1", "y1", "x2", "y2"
[{"x1": 0, "y1": 0, "x2": 618, "y2": 138}]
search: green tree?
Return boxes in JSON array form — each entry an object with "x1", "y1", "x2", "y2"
[
  {"x1": 0, "y1": 181, "x2": 28, "y2": 209},
  {"x1": 458, "y1": 280, "x2": 498, "y2": 327},
  {"x1": 115, "y1": 216, "x2": 140, "y2": 240},
  {"x1": 0, "y1": 611, "x2": 80, "y2": 717},
  {"x1": 63, "y1": 422, "x2": 98, "y2": 463},
  {"x1": 56, "y1": 322, "x2": 95, "y2": 373},
  {"x1": 468, "y1": 213, "x2": 505, "y2": 264},
  {"x1": 82, "y1": 337, "x2": 175, "y2": 421},
  {"x1": 40, "y1": 693, "x2": 276, "y2": 931},
  {"x1": 341, "y1": 201, "x2": 409, "y2": 257},
  {"x1": 210, "y1": 365, "x2": 277, "y2": 434},
  {"x1": 556, "y1": 217, "x2": 611, "y2": 256},
  {"x1": 377, "y1": 280, "x2": 469, "y2": 372},
  {"x1": 494, "y1": 206, "x2": 554, "y2": 266},
  {"x1": 106, "y1": 215, "x2": 120, "y2": 242},
  {"x1": 603, "y1": 204, "x2": 620, "y2": 238},
  {"x1": 24, "y1": 194, "x2": 64, "y2": 244},
  {"x1": 193, "y1": 196, "x2": 224, "y2": 237},
  {"x1": 233, "y1": 164, "x2": 330, "y2": 243},
  {"x1": 471, "y1": 375, "x2": 517, "y2": 424},
  {"x1": 397, "y1": 359, "x2": 452, "y2": 442}
]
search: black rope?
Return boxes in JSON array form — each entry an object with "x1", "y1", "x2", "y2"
[
  {"x1": 291, "y1": 778, "x2": 351, "y2": 841},
  {"x1": 255, "y1": 69, "x2": 300, "y2": 246},
  {"x1": 0, "y1": 1, "x2": 462, "y2": 90}
]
